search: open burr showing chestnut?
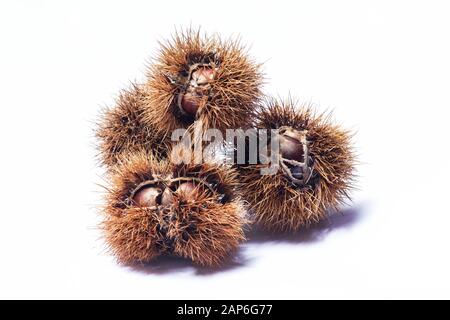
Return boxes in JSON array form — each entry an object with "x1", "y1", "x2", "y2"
[
  {"x1": 235, "y1": 99, "x2": 356, "y2": 232},
  {"x1": 143, "y1": 29, "x2": 262, "y2": 136},
  {"x1": 101, "y1": 150, "x2": 247, "y2": 267}
]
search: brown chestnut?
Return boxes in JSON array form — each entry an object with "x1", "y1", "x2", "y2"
[
  {"x1": 279, "y1": 134, "x2": 305, "y2": 162},
  {"x1": 160, "y1": 188, "x2": 175, "y2": 206},
  {"x1": 175, "y1": 182, "x2": 199, "y2": 202},
  {"x1": 180, "y1": 91, "x2": 200, "y2": 116},
  {"x1": 132, "y1": 186, "x2": 161, "y2": 207},
  {"x1": 179, "y1": 66, "x2": 215, "y2": 116}
]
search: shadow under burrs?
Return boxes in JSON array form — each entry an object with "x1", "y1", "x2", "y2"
[{"x1": 127, "y1": 202, "x2": 368, "y2": 276}]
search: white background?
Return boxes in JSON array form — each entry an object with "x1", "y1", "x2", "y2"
[{"x1": 1, "y1": 0, "x2": 449, "y2": 299}]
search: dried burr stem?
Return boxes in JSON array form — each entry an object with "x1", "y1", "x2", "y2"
[
  {"x1": 101, "y1": 151, "x2": 247, "y2": 267},
  {"x1": 96, "y1": 84, "x2": 171, "y2": 168},
  {"x1": 237, "y1": 99, "x2": 356, "y2": 232},
  {"x1": 143, "y1": 29, "x2": 263, "y2": 136}
]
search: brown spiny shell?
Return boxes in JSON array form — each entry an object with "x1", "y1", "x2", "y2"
[
  {"x1": 101, "y1": 150, "x2": 247, "y2": 267},
  {"x1": 237, "y1": 98, "x2": 356, "y2": 232},
  {"x1": 143, "y1": 29, "x2": 263, "y2": 136}
]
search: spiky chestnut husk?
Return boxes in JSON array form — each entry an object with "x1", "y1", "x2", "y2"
[
  {"x1": 101, "y1": 150, "x2": 247, "y2": 267},
  {"x1": 143, "y1": 29, "x2": 263, "y2": 136},
  {"x1": 237, "y1": 99, "x2": 356, "y2": 232},
  {"x1": 96, "y1": 84, "x2": 171, "y2": 168}
]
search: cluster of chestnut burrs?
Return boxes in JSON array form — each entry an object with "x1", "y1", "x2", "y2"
[{"x1": 96, "y1": 30, "x2": 355, "y2": 267}]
